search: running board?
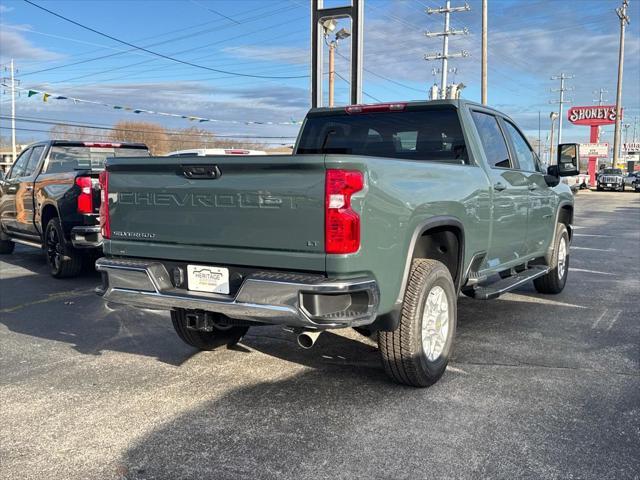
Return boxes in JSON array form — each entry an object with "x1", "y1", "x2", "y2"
[
  {"x1": 11, "y1": 237, "x2": 42, "y2": 249},
  {"x1": 463, "y1": 266, "x2": 550, "y2": 300}
]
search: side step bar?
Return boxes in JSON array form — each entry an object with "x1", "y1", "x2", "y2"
[{"x1": 463, "y1": 266, "x2": 550, "y2": 300}]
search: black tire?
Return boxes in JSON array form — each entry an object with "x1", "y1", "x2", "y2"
[
  {"x1": 44, "y1": 218, "x2": 83, "y2": 278},
  {"x1": 596, "y1": 185, "x2": 603, "y2": 191},
  {"x1": 621, "y1": 184, "x2": 625, "y2": 192},
  {"x1": 171, "y1": 309, "x2": 248, "y2": 350},
  {"x1": 0, "y1": 238, "x2": 15, "y2": 254},
  {"x1": 534, "y1": 224, "x2": 569, "y2": 294},
  {"x1": 378, "y1": 259, "x2": 457, "y2": 388}
]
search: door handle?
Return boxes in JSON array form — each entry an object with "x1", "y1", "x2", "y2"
[
  {"x1": 528, "y1": 183, "x2": 538, "y2": 191},
  {"x1": 26, "y1": 185, "x2": 33, "y2": 191},
  {"x1": 493, "y1": 182, "x2": 507, "y2": 192},
  {"x1": 7, "y1": 186, "x2": 17, "y2": 194}
]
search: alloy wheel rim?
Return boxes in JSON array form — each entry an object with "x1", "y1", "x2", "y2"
[
  {"x1": 46, "y1": 227, "x2": 61, "y2": 270},
  {"x1": 421, "y1": 285, "x2": 450, "y2": 362},
  {"x1": 557, "y1": 237, "x2": 567, "y2": 279}
]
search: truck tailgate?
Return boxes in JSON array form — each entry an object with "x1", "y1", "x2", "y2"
[{"x1": 105, "y1": 155, "x2": 326, "y2": 271}]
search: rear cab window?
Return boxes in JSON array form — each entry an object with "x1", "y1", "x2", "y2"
[
  {"x1": 44, "y1": 143, "x2": 150, "y2": 174},
  {"x1": 296, "y1": 106, "x2": 469, "y2": 164}
]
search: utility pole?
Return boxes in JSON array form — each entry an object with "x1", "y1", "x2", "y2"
[
  {"x1": 424, "y1": 1, "x2": 470, "y2": 99},
  {"x1": 550, "y1": 73, "x2": 573, "y2": 144},
  {"x1": 538, "y1": 111, "x2": 541, "y2": 158},
  {"x1": 328, "y1": 41, "x2": 335, "y2": 107},
  {"x1": 612, "y1": 0, "x2": 629, "y2": 168},
  {"x1": 10, "y1": 59, "x2": 17, "y2": 163},
  {"x1": 549, "y1": 112, "x2": 559, "y2": 165},
  {"x1": 593, "y1": 88, "x2": 609, "y2": 106},
  {"x1": 481, "y1": 0, "x2": 487, "y2": 104}
]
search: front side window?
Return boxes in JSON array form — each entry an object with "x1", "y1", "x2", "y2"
[
  {"x1": 504, "y1": 121, "x2": 537, "y2": 172},
  {"x1": 45, "y1": 146, "x2": 149, "y2": 173},
  {"x1": 7, "y1": 149, "x2": 32, "y2": 179},
  {"x1": 471, "y1": 111, "x2": 511, "y2": 168}
]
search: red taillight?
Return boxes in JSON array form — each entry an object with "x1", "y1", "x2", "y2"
[
  {"x1": 345, "y1": 103, "x2": 407, "y2": 114},
  {"x1": 76, "y1": 176, "x2": 93, "y2": 214},
  {"x1": 325, "y1": 169, "x2": 364, "y2": 254},
  {"x1": 98, "y1": 171, "x2": 110, "y2": 239},
  {"x1": 83, "y1": 142, "x2": 121, "y2": 148}
]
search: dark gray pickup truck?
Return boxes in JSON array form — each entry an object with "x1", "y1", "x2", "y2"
[{"x1": 96, "y1": 100, "x2": 579, "y2": 387}]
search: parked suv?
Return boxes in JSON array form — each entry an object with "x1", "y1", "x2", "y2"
[
  {"x1": 0, "y1": 140, "x2": 149, "y2": 277},
  {"x1": 623, "y1": 172, "x2": 640, "y2": 191},
  {"x1": 597, "y1": 168, "x2": 625, "y2": 191}
]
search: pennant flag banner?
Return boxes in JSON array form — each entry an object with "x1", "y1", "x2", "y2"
[{"x1": 5, "y1": 84, "x2": 303, "y2": 127}]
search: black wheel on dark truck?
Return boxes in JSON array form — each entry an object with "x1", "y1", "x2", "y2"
[
  {"x1": 44, "y1": 218, "x2": 83, "y2": 278},
  {"x1": 378, "y1": 258, "x2": 457, "y2": 388},
  {"x1": 534, "y1": 224, "x2": 569, "y2": 294},
  {"x1": 171, "y1": 309, "x2": 249, "y2": 350}
]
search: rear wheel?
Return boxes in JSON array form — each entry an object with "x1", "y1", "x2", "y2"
[
  {"x1": 44, "y1": 218, "x2": 82, "y2": 278},
  {"x1": 171, "y1": 309, "x2": 248, "y2": 350},
  {"x1": 534, "y1": 224, "x2": 569, "y2": 294},
  {"x1": 0, "y1": 238, "x2": 14, "y2": 254},
  {"x1": 378, "y1": 259, "x2": 456, "y2": 388}
]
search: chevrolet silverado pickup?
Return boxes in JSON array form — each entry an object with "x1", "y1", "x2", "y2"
[
  {"x1": 96, "y1": 100, "x2": 579, "y2": 387},
  {"x1": 0, "y1": 140, "x2": 149, "y2": 277}
]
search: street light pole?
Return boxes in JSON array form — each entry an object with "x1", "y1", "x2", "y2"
[
  {"x1": 612, "y1": 0, "x2": 630, "y2": 168},
  {"x1": 481, "y1": 0, "x2": 487, "y2": 104},
  {"x1": 328, "y1": 41, "x2": 335, "y2": 107},
  {"x1": 550, "y1": 112, "x2": 558, "y2": 165},
  {"x1": 10, "y1": 59, "x2": 16, "y2": 163}
]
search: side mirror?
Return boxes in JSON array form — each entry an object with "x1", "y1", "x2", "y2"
[
  {"x1": 557, "y1": 143, "x2": 580, "y2": 177},
  {"x1": 545, "y1": 165, "x2": 560, "y2": 187}
]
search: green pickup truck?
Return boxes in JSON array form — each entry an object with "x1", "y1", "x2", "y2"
[{"x1": 96, "y1": 100, "x2": 578, "y2": 387}]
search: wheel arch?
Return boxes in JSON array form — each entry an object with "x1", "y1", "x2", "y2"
[
  {"x1": 372, "y1": 216, "x2": 465, "y2": 332},
  {"x1": 40, "y1": 203, "x2": 59, "y2": 236}
]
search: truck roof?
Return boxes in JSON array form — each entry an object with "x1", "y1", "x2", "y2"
[
  {"x1": 307, "y1": 99, "x2": 505, "y2": 117},
  {"x1": 23, "y1": 140, "x2": 149, "y2": 149}
]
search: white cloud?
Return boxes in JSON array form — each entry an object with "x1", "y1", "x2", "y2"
[{"x1": 0, "y1": 28, "x2": 63, "y2": 62}]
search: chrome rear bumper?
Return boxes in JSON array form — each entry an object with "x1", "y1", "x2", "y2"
[{"x1": 95, "y1": 257, "x2": 379, "y2": 329}]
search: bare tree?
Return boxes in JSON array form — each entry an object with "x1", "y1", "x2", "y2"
[{"x1": 109, "y1": 121, "x2": 169, "y2": 155}]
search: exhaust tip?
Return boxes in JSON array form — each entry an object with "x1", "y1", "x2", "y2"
[{"x1": 296, "y1": 330, "x2": 322, "y2": 349}]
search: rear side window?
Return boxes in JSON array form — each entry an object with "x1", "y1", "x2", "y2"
[
  {"x1": 45, "y1": 146, "x2": 149, "y2": 173},
  {"x1": 24, "y1": 145, "x2": 45, "y2": 177},
  {"x1": 471, "y1": 111, "x2": 511, "y2": 169},
  {"x1": 297, "y1": 108, "x2": 468, "y2": 164}
]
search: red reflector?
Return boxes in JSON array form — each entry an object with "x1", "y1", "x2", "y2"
[
  {"x1": 98, "y1": 171, "x2": 110, "y2": 239},
  {"x1": 224, "y1": 149, "x2": 250, "y2": 155},
  {"x1": 325, "y1": 169, "x2": 364, "y2": 254},
  {"x1": 75, "y1": 176, "x2": 93, "y2": 214},
  {"x1": 345, "y1": 103, "x2": 407, "y2": 114},
  {"x1": 83, "y1": 142, "x2": 120, "y2": 148}
]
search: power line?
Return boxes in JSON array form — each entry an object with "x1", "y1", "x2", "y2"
[
  {"x1": 22, "y1": 0, "x2": 308, "y2": 80},
  {"x1": 0, "y1": 115, "x2": 298, "y2": 139}
]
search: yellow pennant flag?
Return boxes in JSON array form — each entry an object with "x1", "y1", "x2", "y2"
[{"x1": 43, "y1": 93, "x2": 51, "y2": 102}]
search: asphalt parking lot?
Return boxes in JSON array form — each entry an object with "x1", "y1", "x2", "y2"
[{"x1": 1, "y1": 190, "x2": 639, "y2": 480}]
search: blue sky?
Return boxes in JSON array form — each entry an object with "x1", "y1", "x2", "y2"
[{"x1": 0, "y1": 0, "x2": 639, "y2": 149}]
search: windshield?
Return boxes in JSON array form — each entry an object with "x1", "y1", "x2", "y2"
[
  {"x1": 296, "y1": 108, "x2": 468, "y2": 164},
  {"x1": 603, "y1": 168, "x2": 622, "y2": 175},
  {"x1": 46, "y1": 145, "x2": 149, "y2": 173}
]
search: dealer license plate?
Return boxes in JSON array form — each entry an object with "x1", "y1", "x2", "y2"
[{"x1": 187, "y1": 265, "x2": 229, "y2": 294}]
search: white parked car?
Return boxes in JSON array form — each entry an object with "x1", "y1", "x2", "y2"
[{"x1": 166, "y1": 148, "x2": 267, "y2": 157}]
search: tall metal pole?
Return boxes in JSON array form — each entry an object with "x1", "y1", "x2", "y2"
[
  {"x1": 481, "y1": 0, "x2": 487, "y2": 104},
  {"x1": 10, "y1": 59, "x2": 16, "y2": 163},
  {"x1": 440, "y1": 1, "x2": 451, "y2": 98},
  {"x1": 550, "y1": 73, "x2": 573, "y2": 144},
  {"x1": 612, "y1": 0, "x2": 629, "y2": 167},
  {"x1": 328, "y1": 41, "x2": 335, "y2": 107},
  {"x1": 550, "y1": 113, "x2": 558, "y2": 165},
  {"x1": 538, "y1": 111, "x2": 541, "y2": 158}
]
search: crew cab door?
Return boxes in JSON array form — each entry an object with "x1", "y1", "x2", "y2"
[
  {"x1": 0, "y1": 146, "x2": 37, "y2": 235},
  {"x1": 470, "y1": 111, "x2": 528, "y2": 267},
  {"x1": 501, "y1": 120, "x2": 555, "y2": 256}
]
